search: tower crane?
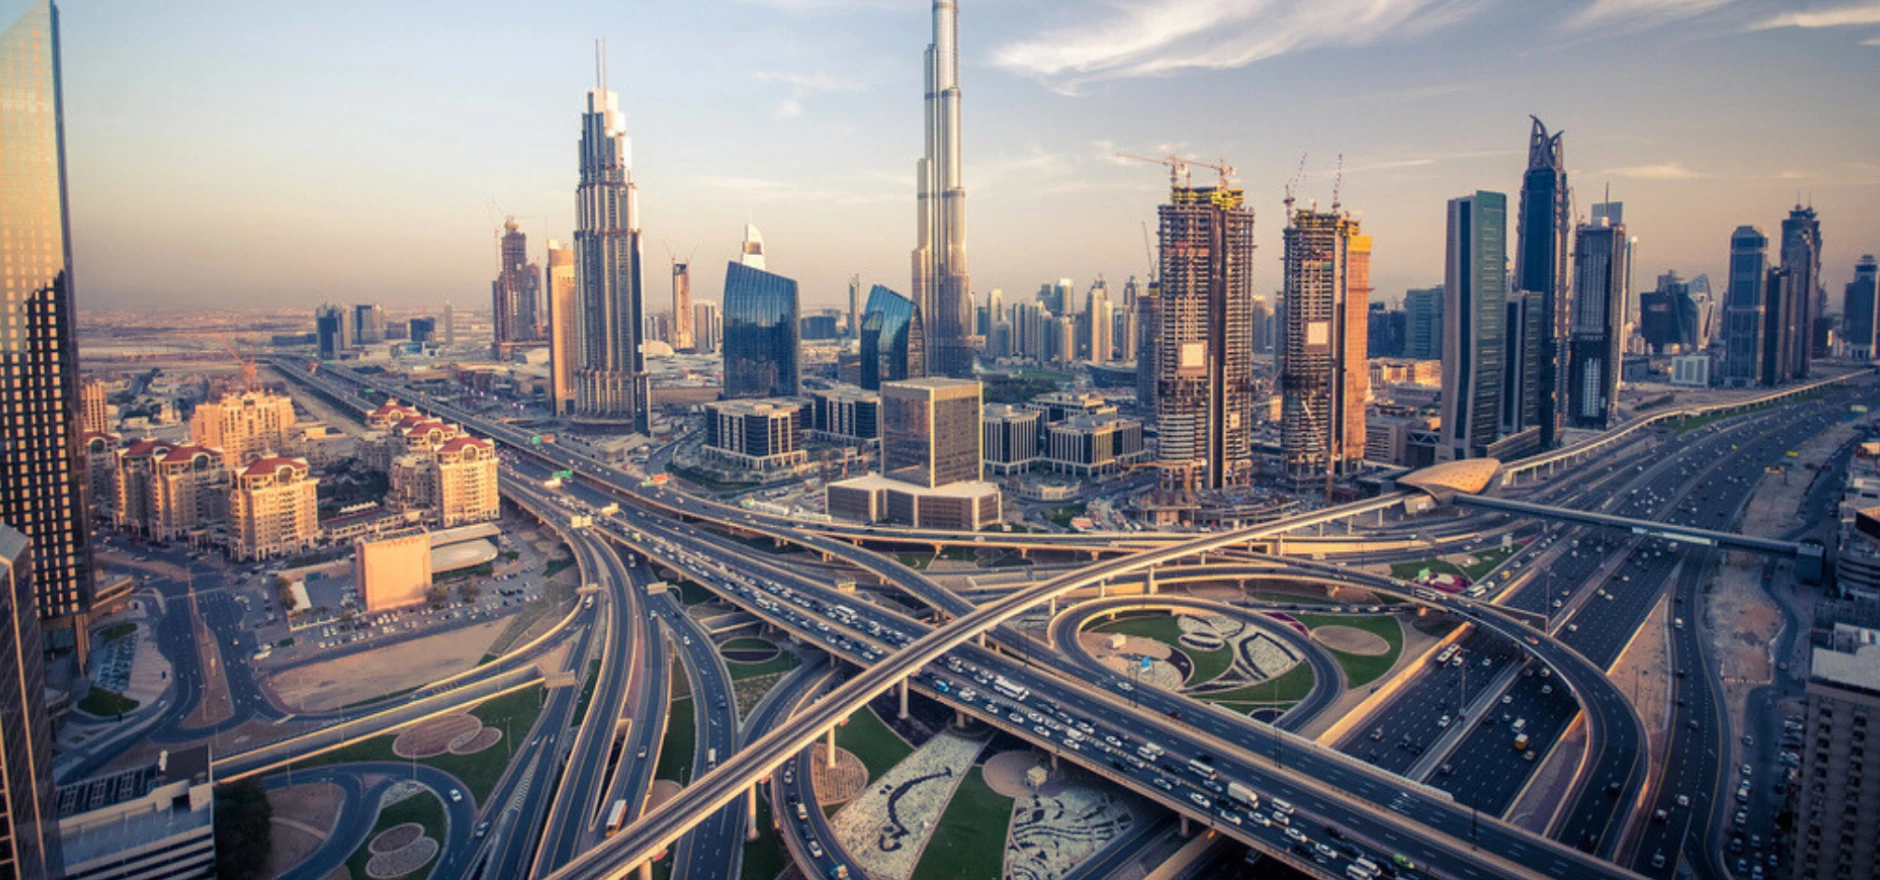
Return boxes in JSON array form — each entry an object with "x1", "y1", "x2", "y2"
[
  {"x1": 217, "y1": 332, "x2": 258, "y2": 390},
  {"x1": 1117, "y1": 153, "x2": 1238, "y2": 189},
  {"x1": 1283, "y1": 153, "x2": 1309, "y2": 215}
]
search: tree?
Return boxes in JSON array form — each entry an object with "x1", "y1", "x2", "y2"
[
  {"x1": 273, "y1": 575, "x2": 296, "y2": 612},
  {"x1": 213, "y1": 778, "x2": 273, "y2": 880},
  {"x1": 459, "y1": 580, "x2": 481, "y2": 604},
  {"x1": 425, "y1": 584, "x2": 449, "y2": 607}
]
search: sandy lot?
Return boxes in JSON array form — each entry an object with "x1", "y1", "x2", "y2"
[
  {"x1": 1313, "y1": 625, "x2": 1390, "y2": 656},
  {"x1": 264, "y1": 782, "x2": 344, "y2": 880},
  {"x1": 267, "y1": 620, "x2": 506, "y2": 712},
  {"x1": 811, "y1": 748, "x2": 869, "y2": 804},
  {"x1": 1610, "y1": 592, "x2": 1672, "y2": 772}
]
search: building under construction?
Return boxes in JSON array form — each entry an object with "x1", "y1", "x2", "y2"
[{"x1": 1279, "y1": 207, "x2": 1371, "y2": 485}]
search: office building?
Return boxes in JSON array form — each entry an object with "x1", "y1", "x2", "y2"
[
  {"x1": 1154, "y1": 182, "x2": 1256, "y2": 496},
  {"x1": 407, "y1": 316, "x2": 437, "y2": 345},
  {"x1": 1279, "y1": 208, "x2": 1370, "y2": 484},
  {"x1": 490, "y1": 217, "x2": 541, "y2": 355},
  {"x1": 1783, "y1": 205, "x2": 1824, "y2": 379},
  {"x1": 860, "y1": 285, "x2": 926, "y2": 391},
  {"x1": 807, "y1": 386, "x2": 879, "y2": 442},
  {"x1": 442, "y1": 302, "x2": 456, "y2": 346},
  {"x1": 694, "y1": 300, "x2": 722, "y2": 355},
  {"x1": 847, "y1": 274, "x2": 863, "y2": 340},
  {"x1": 1567, "y1": 210, "x2": 1628, "y2": 430},
  {"x1": 354, "y1": 532, "x2": 432, "y2": 613},
  {"x1": 1136, "y1": 282, "x2": 1160, "y2": 411},
  {"x1": 1641, "y1": 271, "x2": 1701, "y2": 354},
  {"x1": 1086, "y1": 283, "x2": 1115, "y2": 363},
  {"x1": 1513, "y1": 116, "x2": 1569, "y2": 449},
  {"x1": 982, "y1": 405, "x2": 1042, "y2": 475},
  {"x1": 911, "y1": 0, "x2": 973, "y2": 378},
  {"x1": 1042, "y1": 415, "x2": 1146, "y2": 477},
  {"x1": 228, "y1": 457, "x2": 319, "y2": 562},
  {"x1": 352, "y1": 304, "x2": 384, "y2": 346},
  {"x1": 1792, "y1": 622, "x2": 1880, "y2": 880},
  {"x1": 190, "y1": 390, "x2": 296, "y2": 470},
  {"x1": 1845, "y1": 255, "x2": 1879, "y2": 360},
  {"x1": 546, "y1": 239, "x2": 577, "y2": 415},
  {"x1": 0, "y1": 524, "x2": 62, "y2": 880},
  {"x1": 1670, "y1": 353, "x2": 1711, "y2": 387},
  {"x1": 3, "y1": 0, "x2": 95, "y2": 642},
  {"x1": 571, "y1": 65, "x2": 651, "y2": 432},
  {"x1": 721, "y1": 262, "x2": 801, "y2": 400},
  {"x1": 315, "y1": 304, "x2": 347, "y2": 359},
  {"x1": 667, "y1": 257, "x2": 695, "y2": 352},
  {"x1": 801, "y1": 311, "x2": 841, "y2": 340},
  {"x1": 1441, "y1": 191, "x2": 1508, "y2": 461},
  {"x1": 79, "y1": 379, "x2": 107, "y2": 435},
  {"x1": 703, "y1": 400, "x2": 806, "y2": 473},
  {"x1": 1405, "y1": 286, "x2": 1444, "y2": 359},
  {"x1": 1723, "y1": 226, "x2": 1771, "y2": 386},
  {"x1": 1368, "y1": 303, "x2": 1406, "y2": 359},
  {"x1": 881, "y1": 378, "x2": 981, "y2": 487},
  {"x1": 56, "y1": 745, "x2": 212, "y2": 880}
]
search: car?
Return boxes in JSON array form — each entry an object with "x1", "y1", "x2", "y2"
[
  {"x1": 1501, "y1": 694, "x2": 1514, "y2": 705},
  {"x1": 1676, "y1": 794, "x2": 1690, "y2": 808},
  {"x1": 475, "y1": 821, "x2": 490, "y2": 838},
  {"x1": 1437, "y1": 715, "x2": 1452, "y2": 729},
  {"x1": 449, "y1": 789, "x2": 463, "y2": 803}
]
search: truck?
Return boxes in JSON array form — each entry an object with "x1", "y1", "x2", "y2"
[
  {"x1": 1514, "y1": 733, "x2": 1531, "y2": 751},
  {"x1": 543, "y1": 477, "x2": 564, "y2": 489},
  {"x1": 828, "y1": 868, "x2": 849, "y2": 880},
  {"x1": 605, "y1": 799, "x2": 628, "y2": 836},
  {"x1": 1227, "y1": 782, "x2": 1261, "y2": 810}
]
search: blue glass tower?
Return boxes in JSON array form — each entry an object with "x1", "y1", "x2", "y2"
[
  {"x1": 1514, "y1": 117, "x2": 1569, "y2": 449},
  {"x1": 860, "y1": 285, "x2": 926, "y2": 391},
  {"x1": 722, "y1": 262, "x2": 800, "y2": 400},
  {"x1": 1441, "y1": 191, "x2": 1508, "y2": 461}
]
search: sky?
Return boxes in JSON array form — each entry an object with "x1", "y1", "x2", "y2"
[{"x1": 27, "y1": 0, "x2": 1880, "y2": 315}]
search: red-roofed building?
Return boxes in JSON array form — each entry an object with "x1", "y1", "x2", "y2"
[
  {"x1": 229, "y1": 457, "x2": 319, "y2": 561},
  {"x1": 365, "y1": 399, "x2": 422, "y2": 430},
  {"x1": 389, "y1": 433, "x2": 498, "y2": 527}
]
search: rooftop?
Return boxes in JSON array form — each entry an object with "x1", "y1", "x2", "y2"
[{"x1": 1812, "y1": 624, "x2": 1880, "y2": 695}]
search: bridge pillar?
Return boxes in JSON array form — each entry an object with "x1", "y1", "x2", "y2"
[
  {"x1": 1098, "y1": 579, "x2": 1107, "y2": 599},
  {"x1": 1019, "y1": 547, "x2": 1028, "y2": 560},
  {"x1": 639, "y1": 863, "x2": 652, "y2": 880},
  {"x1": 899, "y1": 679, "x2": 910, "y2": 719},
  {"x1": 1089, "y1": 549, "x2": 1100, "y2": 562},
  {"x1": 827, "y1": 727, "x2": 838, "y2": 768},
  {"x1": 1180, "y1": 814, "x2": 1190, "y2": 837},
  {"x1": 1048, "y1": 595, "x2": 1056, "y2": 617},
  {"x1": 1146, "y1": 568, "x2": 1157, "y2": 595},
  {"x1": 746, "y1": 786, "x2": 760, "y2": 840},
  {"x1": 1051, "y1": 751, "x2": 1059, "y2": 770},
  {"x1": 956, "y1": 710, "x2": 967, "y2": 728}
]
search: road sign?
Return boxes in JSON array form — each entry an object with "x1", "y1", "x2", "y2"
[
  {"x1": 552, "y1": 469, "x2": 574, "y2": 480},
  {"x1": 1140, "y1": 656, "x2": 1153, "y2": 672},
  {"x1": 531, "y1": 435, "x2": 543, "y2": 445}
]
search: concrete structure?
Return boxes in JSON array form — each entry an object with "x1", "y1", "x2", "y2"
[
  {"x1": 1793, "y1": 623, "x2": 1880, "y2": 880},
  {"x1": 1514, "y1": 117, "x2": 1569, "y2": 450},
  {"x1": 571, "y1": 61, "x2": 651, "y2": 432},
  {"x1": 1153, "y1": 182, "x2": 1256, "y2": 498},
  {"x1": 694, "y1": 300, "x2": 722, "y2": 355},
  {"x1": 1279, "y1": 207, "x2": 1370, "y2": 484},
  {"x1": 671, "y1": 258, "x2": 695, "y2": 352},
  {"x1": 352, "y1": 303, "x2": 384, "y2": 346},
  {"x1": 1669, "y1": 354, "x2": 1711, "y2": 387},
  {"x1": 1042, "y1": 415, "x2": 1146, "y2": 477},
  {"x1": 2, "y1": 0, "x2": 96, "y2": 633},
  {"x1": 1567, "y1": 209, "x2": 1628, "y2": 429},
  {"x1": 1441, "y1": 191, "x2": 1508, "y2": 460},
  {"x1": 491, "y1": 217, "x2": 542, "y2": 356},
  {"x1": 81, "y1": 432, "x2": 118, "y2": 519},
  {"x1": 0, "y1": 525, "x2": 62, "y2": 879},
  {"x1": 1723, "y1": 225, "x2": 1771, "y2": 386},
  {"x1": 881, "y1": 378, "x2": 982, "y2": 488},
  {"x1": 315, "y1": 303, "x2": 348, "y2": 359},
  {"x1": 982, "y1": 404, "x2": 1042, "y2": 475},
  {"x1": 57, "y1": 745, "x2": 213, "y2": 880},
  {"x1": 547, "y1": 239, "x2": 577, "y2": 415},
  {"x1": 1844, "y1": 255, "x2": 1878, "y2": 360},
  {"x1": 79, "y1": 379, "x2": 107, "y2": 435},
  {"x1": 1369, "y1": 359, "x2": 1442, "y2": 388},
  {"x1": 355, "y1": 532, "x2": 434, "y2": 612},
  {"x1": 825, "y1": 474, "x2": 1000, "y2": 531},
  {"x1": 434, "y1": 436, "x2": 500, "y2": 527},
  {"x1": 189, "y1": 389, "x2": 296, "y2": 469},
  {"x1": 807, "y1": 386, "x2": 879, "y2": 442},
  {"x1": 1365, "y1": 409, "x2": 1440, "y2": 468},
  {"x1": 911, "y1": 0, "x2": 973, "y2": 378},
  {"x1": 228, "y1": 457, "x2": 319, "y2": 562},
  {"x1": 702, "y1": 400, "x2": 806, "y2": 473}
]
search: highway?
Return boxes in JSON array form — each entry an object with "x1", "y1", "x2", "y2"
[{"x1": 659, "y1": 590, "x2": 747, "y2": 879}]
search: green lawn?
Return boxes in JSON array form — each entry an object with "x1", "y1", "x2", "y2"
[
  {"x1": 543, "y1": 555, "x2": 577, "y2": 579},
  {"x1": 78, "y1": 688, "x2": 139, "y2": 717},
  {"x1": 897, "y1": 552, "x2": 935, "y2": 570},
  {"x1": 835, "y1": 706, "x2": 912, "y2": 782},
  {"x1": 721, "y1": 637, "x2": 775, "y2": 651},
  {"x1": 344, "y1": 787, "x2": 444, "y2": 879},
  {"x1": 1044, "y1": 503, "x2": 1087, "y2": 528},
  {"x1": 1195, "y1": 661, "x2": 1317, "y2": 705},
  {"x1": 743, "y1": 791, "x2": 788, "y2": 880},
  {"x1": 571, "y1": 659, "x2": 602, "y2": 726},
  {"x1": 912, "y1": 767, "x2": 1012, "y2": 880},
  {"x1": 1390, "y1": 544, "x2": 1516, "y2": 583},
  {"x1": 284, "y1": 686, "x2": 544, "y2": 803},
  {"x1": 1295, "y1": 614, "x2": 1404, "y2": 687},
  {"x1": 675, "y1": 580, "x2": 716, "y2": 605},
  {"x1": 656, "y1": 696, "x2": 697, "y2": 783},
  {"x1": 1089, "y1": 615, "x2": 1234, "y2": 687},
  {"x1": 726, "y1": 652, "x2": 801, "y2": 681},
  {"x1": 668, "y1": 657, "x2": 691, "y2": 701}
]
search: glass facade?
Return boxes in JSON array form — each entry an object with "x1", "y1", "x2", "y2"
[
  {"x1": 881, "y1": 379, "x2": 981, "y2": 488},
  {"x1": 1442, "y1": 191, "x2": 1507, "y2": 460},
  {"x1": 859, "y1": 285, "x2": 925, "y2": 391},
  {"x1": 722, "y1": 262, "x2": 800, "y2": 400},
  {"x1": 0, "y1": 526, "x2": 62, "y2": 880}
]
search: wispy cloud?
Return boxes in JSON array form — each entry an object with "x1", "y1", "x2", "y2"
[
  {"x1": 1753, "y1": 1, "x2": 1880, "y2": 29},
  {"x1": 1599, "y1": 162, "x2": 1707, "y2": 180},
  {"x1": 754, "y1": 70, "x2": 864, "y2": 120},
  {"x1": 1866, "y1": 35, "x2": 1880, "y2": 43},
  {"x1": 992, "y1": 0, "x2": 1485, "y2": 94},
  {"x1": 696, "y1": 175, "x2": 897, "y2": 205},
  {"x1": 1566, "y1": 0, "x2": 1737, "y2": 30}
]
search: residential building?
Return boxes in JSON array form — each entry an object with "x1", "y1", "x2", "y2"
[
  {"x1": 547, "y1": 239, "x2": 577, "y2": 415},
  {"x1": 1514, "y1": 116, "x2": 1570, "y2": 449},
  {"x1": 2, "y1": 0, "x2": 96, "y2": 637},
  {"x1": 571, "y1": 70, "x2": 651, "y2": 431},
  {"x1": 433, "y1": 437, "x2": 499, "y2": 528},
  {"x1": 671, "y1": 258, "x2": 694, "y2": 351},
  {"x1": 189, "y1": 389, "x2": 296, "y2": 469},
  {"x1": 0, "y1": 524, "x2": 61, "y2": 879},
  {"x1": 1441, "y1": 191, "x2": 1508, "y2": 461},
  {"x1": 1724, "y1": 226, "x2": 1771, "y2": 386},
  {"x1": 490, "y1": 217, "x2": 541, "y2": 356},
  {"x1": 1404, "y1": 286, "x2": 1444, "y2": 359},
  {"x1": 1042, "y1": 415, "x2": 1146, "y2": 477},
  {"x1": 81, "y1": 433, "x2": 117, "y2": 519},
  {"x1": 981, "y1": 405, "x2": 1042, "y2": 475},
  {"x1": 144, "y1": 445, "x2": 229, "y2": 543},
  {"x1": 703, "y1": 400, "x2": 806, "y2": 473},
  {"x1": 1280, "y1": 207, "x2": 1370, "y2": 484},
  {"x1": 56, "y1": 745, "x2": 212, "y2": 880},
  {"x1": 1845, "y1": 255, "x2": 1878, "y2": 360},
  {"x1": 1567, "y1": 210, "x2": 1628, "y2": 429},
  {"x1": 79, "y1": 379, "x2": 107, "y2": 434},
  {"x1": 1154, "y1": 182, "x2": 1257, "y2": 496},
  {"x1": 807, "y1": 386, "x2": 880, "y2": 442},
  {"x1": 1792, "y1": 623, "x2": 1880, "y2": 880},
  {"x1": 228, "y1": 457, "x2": 319, "y2": 562},
  {"x1": 693, "y1": 300, "x2": 722, "y2": 355},
  {"x1": 722, "y1": 262, "x2": 801, "y2": 400},
  {"x1": 910, "y1": 0, "x2": 973, "y2": 378},
  {"x1": 860, "y1": 285, "x2": 926, "y2": 391}
]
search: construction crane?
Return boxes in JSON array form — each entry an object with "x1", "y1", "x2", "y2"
[
  {"x1": 1331, "y1": 153, "x2": 1345, "y2": 213},
  {"x1": 1117, "y1": 153, "x2": 1238, "y2": 189},
  {"x1": 1140, "y1": 220, "x2": 1157, "y2": 284},
  {"x1": 217, "y1": 332, "x2": 258, "y2": 390},
  {"x1": 1283, "y1": 153, "x2": 1309, "y2": 215}
]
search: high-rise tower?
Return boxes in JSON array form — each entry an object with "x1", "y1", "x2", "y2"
[
  {"x1": 491, "y1": 217, "x2": 541, "y2": 356},
  {"x1": 671, "y1": 258, "x2": 694, "y2": 352},
  {"x1": 546, "y1": 240, "x2": 576, "y2": 415},
  {"x1": 1154, "y1": 183, "x2": 1256, "y2": 497},
  {"x1": 912, "y1": 1, "x2": 973, "y2": 378},
  {"x1": 1442, "y1": 192, "x2": 1508, "y2": 461},
  {"x1": 2, "y1": 0, "x2": 94, "y2": 650},
  {"x1": 1280, "y1": 208, "x2": 1370, "y2": 485},
  {"x1": 1844, "y1": 255, "x2": 1879, "y2": 361},
  {"x1": 1514, "y1": 116, "x2": 1569, "y2": 449},
  {"x1": 740, "y1": 223, "x2": 766, "y2": 271},
  {"x1": 1723, "y1": 226, "x2": 1770, "y2": 387},
  {"x1": 1781, "y1": 205, "x2": 1823, "y2": 380},
  {"x1": 1567, "y1": 205, "x2": 1627, "y2": 430},
  {"x1": 572, "y1": 48, "x2": 650, "y2": 433}
]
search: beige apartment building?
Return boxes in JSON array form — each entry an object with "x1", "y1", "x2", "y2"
[
  {"x1": 1794, "y1": 622, "x2": 1880, "y2": 880},
  {"x1": 433, "y1": 437, "x2": 499, "y2": 527},
  {"x1": 147, "y1": 445, "x2": 229, "y2": 543},
  {"x1": 354, "y1": 532, "x2": 433, "y2": 612},
  {"x1": 228, "y1": 457, "x2": 319, "y2": 561},
  {"x1": 79, "y1": 377, "x2": 108, "y2": 434},
  {"x1": 190, "y1": 389, "x2": 296, "y2": 468}
]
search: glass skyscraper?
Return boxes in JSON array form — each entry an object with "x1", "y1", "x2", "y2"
[
  {"x1": 0, "y1": 526, "x2": 60, "y2": 880},
  {"x1": 1513, "y1": 117, "x2": 1569, "y2": 450},
  {"x1": 1567, "y1": 212, "x2": 1628, "y2": 430},
  {"x1": 1723, "y1": 225, "x2": 1769, "y2": 387},
  {"x1": 2, "y1": 0, "x2": 93, "y2": 639},
  {"x1": 860, "y1": 285, "x2": 926, "y2": 391},
  {"x1": 1441, "y1": 191, "x2": 1508, "y2": 461},
  {"x1": 721, "y1": 262, "x2": 800, "y2": 400},
  {"x1": 572, "y1": 66, "x2": 650, "y2": 432}
]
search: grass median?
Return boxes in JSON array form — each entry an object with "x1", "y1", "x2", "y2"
[
  {"x1": 911, "y1": 766, "x2": 1011, "y2": 880},
  {"x1": 344, "y1": 786, "x2": 444, "y2": 880},
  {"x1": 1295, "y1": 613, "x2": 1403, "y2": 687}
]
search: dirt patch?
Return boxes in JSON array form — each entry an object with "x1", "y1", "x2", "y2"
[
  {"x1": 263, "y1": 782, "x2": 344, "y2": 879},
  {"x1": 647, "y1": 779, "x2": 682, "y2": 812},
  {"x1": 364, "y1": 837, "x2": 438, "y2": 879},
  {"x1": 448, "y1": 728, "x2": 502, "y2": 755},
  {"x1": 983, "y1": 749, "x2": 1058, "y2": 798},
  {"x1": 392, "y1": 714, "x2": 481, "y2": 760},
  {"x1": 1312, "y1": 625, "x2": 1390, "y2": 656},
  {"x1": 369, "y1": 823, "x2": 424, "y2": 854},
  {"x1": 266, "y1": 619, "x2": 506, "y2": 712},
  {"x1": 810, "y1": 747, "x2": 869, "y2": 805},
  {"x1": 1610, "y1": 592, "x2": 1673, "y2": 774}
]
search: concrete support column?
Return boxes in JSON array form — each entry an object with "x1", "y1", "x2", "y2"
[
  {"x1": 899, "y1": 679, "x2": 910, "y2": 720},
  {"x1": 827, "y1": 727, "x2": 838, "y2": 767},
  {"x1": 1098, "y1": 579, "x2": 1107, "y2": 599},
  {"x1": 956, "y1": 710, "x2": 967, "y2": 728},
  {"x1": 1146, "y1": 567, "x2": 1157, "y2": 595},
  {"x1": 1051, "y1": 752, "x2": 1059, "y2": 770},
  {"x1": 1048, "y1": 595, "x2": 1056, "y2": 617},
  {"x1": 746, "y1": 787, "x2": 760, "y2": 840},
  {"x1": 1180, "y1": 814, "x2": 1190, "y2": 837},
  {"x1": 640, "y1": 863, "x2": 653, "y2": 880}
]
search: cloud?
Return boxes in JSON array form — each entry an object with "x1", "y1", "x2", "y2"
[
  {"x1": 991, "y1": 0, "x2": 1485, "y2": 93},
  {"x1": 1753, "y1": 1, "x2": 1880, "y2": 29},
  {"x1": 1566, "y1": 0, "x2": 1736, "y2": 30},
  {"x1": 1867, "y1": 35, "x2": 1880, "y2": 43},
  {"x1": 1599, "y1": 162, "x2": 1707, "y2": 180},
  {"x1": 729, "y1": 0, "x2": 899, "y2": 13},
  {"x1": 755, "y1": 70, "x2": 864, "y2": 120},
  {"x1": 774, "y1": 98, "x2": 803, "y2": 119}
]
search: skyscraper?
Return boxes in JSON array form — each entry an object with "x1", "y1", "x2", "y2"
[
  {"x1": 1404, "y1": 286, "x2": 1444, "y2": 359},
  {"x1": 1723, "y1": 226, "x2": 1770, "y2": 386},
  {"x1": 546, "y1": 240, "x2": 577, "y2": 415},
  {"x1": 0, "y1": 525, "x2": 61, "y2": 880},
  {"x1": 847, "y1": 274, "x2": 862, "y2": 340},
  {"x1": 490, "y1": 217, "x2": 541, "y2": 356},
  {"x1": 911, "y1": 0, "x2": 972, "y2": 378},
  {"x1": 1844, "y1": 255, "x2": 1878, "y2": 361},
  {"x1": 721, "y1": 262, "x2": 800, "y2": 400},
  {"x1": 3, "y1": 0, "x2": 93, "y2": 645},
  {"x1": 1781, "y1": 205, "x2": 1823, "y2": 379},
  {"x1": 881, "y1": 378, "x2": 982, "y2": 488},
  {"x1": 860, "y1": 285, "x2": 926, "y2": 391},
  {"x1": 1513, "y1": 116, "x2": 1569, "y2": 449},
  {"x1": 694, "y1": 301, "x2": 722, "y2": 355},
  {"x1": 1135, "y1": 282, "x2": 1160, "y2": 412},
  {"x1": 315, "y1": 304, "x2": 348, "y2": 360},
  {"x1": 1279, "y1": 207, "x2": 1370, "y2": 484},
  {"x1": 1567, "y1": 209, "x2": 1628, "y2": 429},
  {"x1": 1441, "y1": 191, "x2": 1508, "y2": 461},
  {"x1": 572, "y1": 53, "x2": 650, "y2": 433},
  {"x1": 1086, "y1": 281, "x2": 1114, "y2": 363},
  {"x1": 740, "y1": 223, "x2": 766, "y2": 271},
  {"x1": 442, "y1": 301, "x2": 456, "y2": 346},
  {"x1": 1154, "y1": 181, "x2": 1256, "y2": 495},
  {"x1": 353, "y1": 303, "x2": 384, "y2": 346},
  {"x1": 671, "y1": 258, "x2": 694, "y2": 352}
]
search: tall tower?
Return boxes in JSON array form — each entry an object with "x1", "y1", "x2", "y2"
[
  {"x1": 572, "y1": 47, "x2": 650, "y2": 433},
  {"x1": 2, "y1": 0, "x2": 94, "y2": 653},
  {"x1": 1441, "y1": 191, "x2": 1508, "y2": 461},
  {"x1": 546, "y1": 240, "x2": 577, "y2": 415},
  {"x1": 1844, "y1": 255, "x2": 1879, "y2": 361},
  {"x1": 1723, "y1": 226, "x2": 1769, "y2": 387},
  {"x1": 912, "y1": 0, "x2": 973, "y2": 378},
  {"x1": 491, "y1": 218, "x2": 541, "y2": 356},
  {"x1": 740, "y1": 223, "x2": 766, "y2": 270},
  {"x1": 671, "y1": 258, "x2": 694, "y2": 352},
  {"x1": 1781, "y1": 205, "x2": 1823, "y2": 379},
  {"x1": 1155, "y1": 182, "x2": 1256, "y2": 497},
  {"x1": 1514, "y1": 116, "x2": 1569, "y2": 449},
  {"x1": 1280, "y1": 208, "x2": 1369, "y2": 484},
  {"x1": 847, "y1": 274, "x2": 862, "y2": 340},
  {"x1": 1567, "y1": 206, "x2": 1628, "y2": 429}
]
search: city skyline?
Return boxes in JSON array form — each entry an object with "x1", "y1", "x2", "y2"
[{"x1": 28, "y1": 0, "x2": 1880, "y2": 316}]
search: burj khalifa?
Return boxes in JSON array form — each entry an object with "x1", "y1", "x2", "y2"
[{"x1": 912, "y1": 0, "x2": 973, "y2": 379}]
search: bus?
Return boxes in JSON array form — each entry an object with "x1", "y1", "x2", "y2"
[
  {"x1": 829, "y1": 605, "x2": 857, "y2": 625},
  {"x1": 605, "y1": 800, "x2": 628, "y2": 836},
  {"x1": 1187, "y1": 758, "x2": 1218, "y2": 781},
  {"x1": 992, "y1": 676, "x2": 1030, "y2": 702},
  {"x1": 1433, "y1": 645, "x2": 1460, "y2": 667}
]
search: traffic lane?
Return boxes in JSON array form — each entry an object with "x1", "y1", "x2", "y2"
[
  {"x1": 1341, "y1": 631, "x2": 1520, "y2": 777},
  {"x1": 1432, "y1": 666, "x2": 1580, "y2": 815},
  {"x1": 661, "y1": 592, "x2": 745, "y2": 880}
]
